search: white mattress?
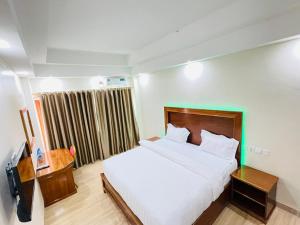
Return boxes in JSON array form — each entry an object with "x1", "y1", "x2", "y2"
[{"x1": 103, "y1": 139, "x2": 237, "y2": 225}]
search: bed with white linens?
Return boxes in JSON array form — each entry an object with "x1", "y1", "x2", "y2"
[
  {"x1": 101, "y1": 107, "x2": 243, "y2": 225},
  {"x1": 103, "y1": 139, "x2": 237, "y2": 225}
]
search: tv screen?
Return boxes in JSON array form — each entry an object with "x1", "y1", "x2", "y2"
[{"x1": 6, "y1": 142, "x2": 35, "y2": 222}]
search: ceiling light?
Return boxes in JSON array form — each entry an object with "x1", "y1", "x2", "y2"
[
  {"x1": 184, "y1": 61, "x2": 203, "y2": 80},
  {"x1": 0, "y1": 39, "x2": 10, "y2": 49},
  {"x1": 1, "y1": 70, "x2": 15, "y2": 76}
]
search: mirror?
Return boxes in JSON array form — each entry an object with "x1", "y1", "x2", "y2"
[{"x1": 19, "y1": 108, "x2": 35, "y2": 154}]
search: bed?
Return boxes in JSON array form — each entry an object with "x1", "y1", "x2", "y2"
[{"x1": 100, "y1": 107, "x2": 242, "y2": 225}]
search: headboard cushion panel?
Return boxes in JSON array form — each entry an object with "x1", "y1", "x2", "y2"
[{"x1": 164, "y1": 107, "x2": 242, "y2": 166}]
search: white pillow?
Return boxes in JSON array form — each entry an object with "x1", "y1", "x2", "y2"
[
  {"x1": 165, "y1": 123, "x2": 190, "y2": 143},
  {"x1": 199, "y1": 130, "x2": 239, "y2": 161}
]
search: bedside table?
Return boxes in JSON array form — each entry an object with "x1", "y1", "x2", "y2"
[
  {"x1": 231, "y1": 166, "x2": 278, "y2": 223},
  {"x1": 146, "y1": 136, "x2": 160, "y2": 142}
]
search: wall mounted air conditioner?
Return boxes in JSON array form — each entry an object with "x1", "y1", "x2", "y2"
[{"x1": 106, "y1": 76, "x2": 128, "y2": 86}]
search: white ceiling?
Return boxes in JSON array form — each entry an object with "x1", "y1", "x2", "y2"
[
  {"x1": 0, "y1": 0, "x2": 33, "y2": 76},
  {"x1": 47, "y1": 0, "x2": 236, "y2": 53},
  {"x1": 2, "y1": 0, "x2": 300, "y2": 77}
]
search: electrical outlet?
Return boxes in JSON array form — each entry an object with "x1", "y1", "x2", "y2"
[
  {"x1": 254, "y1": 147, "x2": 262, "y2": 154},
  {"x1": 248, "y1": 145, "x2": 271, "y2": 155}
]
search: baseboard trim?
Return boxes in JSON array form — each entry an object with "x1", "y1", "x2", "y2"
[{"x1": 277, "y1": 202, "x2": 300, "y2": 217}]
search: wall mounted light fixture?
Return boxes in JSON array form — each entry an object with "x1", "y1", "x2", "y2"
[{"x1": 184, "y1": 61, "x2": 203, "y2": 80}]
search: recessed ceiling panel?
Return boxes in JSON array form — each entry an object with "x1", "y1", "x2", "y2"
[{"x1": 48, "y1": 0, "x2": 236, "y2": 53}]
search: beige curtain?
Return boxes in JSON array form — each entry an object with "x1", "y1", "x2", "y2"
[{"x1": 41, "y1": 88, "x2": 139, "y2": 167}]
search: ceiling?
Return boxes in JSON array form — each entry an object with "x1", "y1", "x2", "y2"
[
  {"x1": 1, "y1": 0, "x2": 300, "y2": 77},
  {"x1": 47, "y1": 0, "x2": 236, "y2": 53},
  {"x1": 0, "y1": 0, "x2": 33, "y2": 76}
]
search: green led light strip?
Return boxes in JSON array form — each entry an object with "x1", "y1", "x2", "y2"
[{"x1": 165, "y1": 103, "x2": 247, "y2": 165}]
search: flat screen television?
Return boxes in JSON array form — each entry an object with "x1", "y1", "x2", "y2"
[{"x1": 6, "y1": 142, "x2": 35, "y2": 222}]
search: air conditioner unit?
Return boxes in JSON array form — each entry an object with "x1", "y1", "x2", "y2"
[{"x1": 106, "y1": 76, "x2": 128, "y2": 86}]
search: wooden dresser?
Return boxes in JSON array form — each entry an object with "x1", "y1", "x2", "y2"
[
  {"x1": 231, "y1": 166, "x2": 278, "y2": 223},
  {"x1": 37, "y1": 149, "x2": 76, "y2": 206},
  {"x1": 17, "y1": 157, "x2": 35, "y2": 213}
]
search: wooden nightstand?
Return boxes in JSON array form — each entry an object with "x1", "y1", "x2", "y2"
[
  {"x1": 146, "y1": 136, "x2": 160, "y2": 142},
  {"x1": 231, "y1": 166, "x2": 278, "y2": 223}
]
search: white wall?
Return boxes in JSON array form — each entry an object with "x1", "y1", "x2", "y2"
[
  {"x1": 30, "y1": 77, "x2": 99, "y2": 93},
  {"x1": 20, "y1": 78, "x2": 44, "y2": 155},
  {"x1": 134, "y1": 39, "x2": 300, "y2": 211},
  {"x1": 0, "y1": 75, "x2": 44, "y2": 225}
]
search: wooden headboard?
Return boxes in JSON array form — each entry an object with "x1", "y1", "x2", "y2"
[{"x1": 164, "y1": 107, "x2": 242, "y2": 166}]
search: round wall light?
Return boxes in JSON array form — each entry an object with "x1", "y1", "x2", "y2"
[
  {"x1": 184, "y1": 61, "x2": 203, "y2": 80},
  {"x1": 0, "y1": 39, "x2": 10, "y2": 49},
  {"x1": 138, "y1": 73, "x2": 149, "y2": 87}
]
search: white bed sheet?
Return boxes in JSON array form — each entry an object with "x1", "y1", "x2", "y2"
[
  {"x1": 155, "y1": 138, "x2": 237, "y2": 186},
  {"x1": 103, "y1": 139, "x2": 237, "y2": 225}
]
